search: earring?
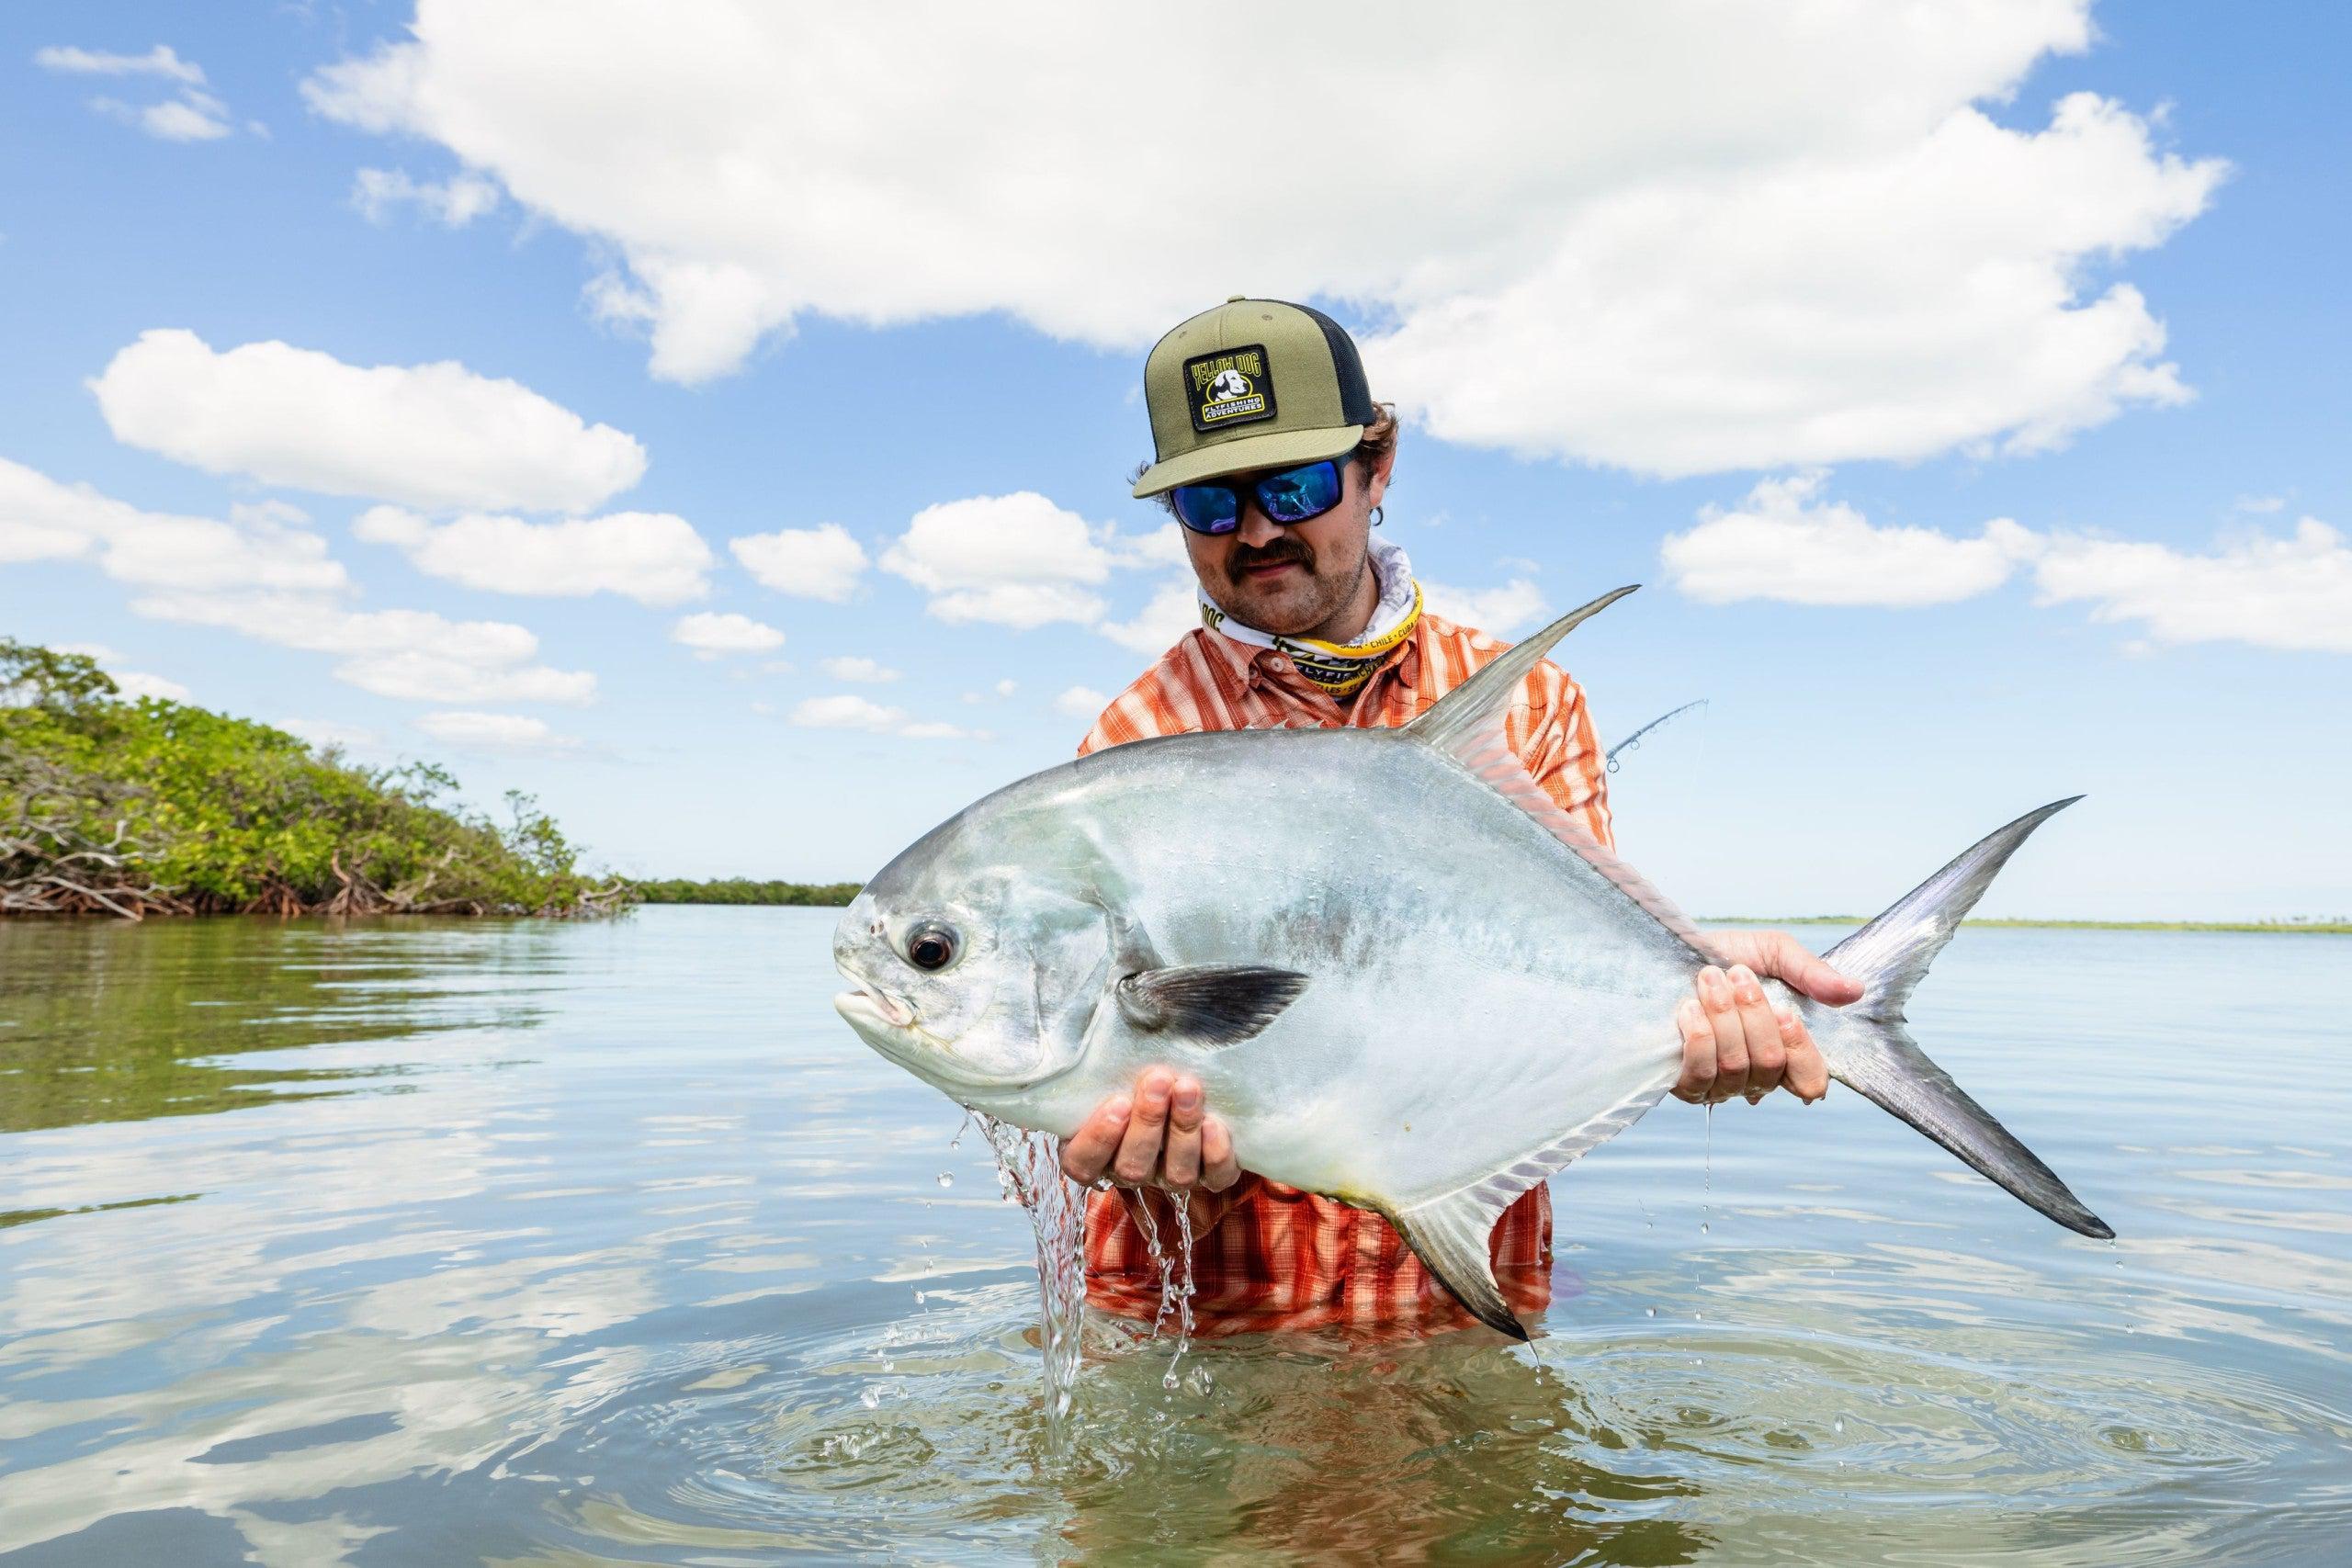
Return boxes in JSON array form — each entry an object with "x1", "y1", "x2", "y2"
[{"x1": 1371, "y1": 505, "x2": 1385, "y2": 527}]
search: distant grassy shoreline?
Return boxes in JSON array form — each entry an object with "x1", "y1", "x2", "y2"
[
  {"x1": 1702, "y1": 916, "x2": 2352, "y2": 934},
  {"x1": 636, "y1": 882, "x2": 2349, "y2": 934}
]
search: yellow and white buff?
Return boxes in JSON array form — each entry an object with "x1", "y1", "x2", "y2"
[{"x1": 1199, "y1": 537, "x2": 1422, "y2": 699}]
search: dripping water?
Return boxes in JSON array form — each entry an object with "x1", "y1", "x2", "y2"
[{"x1": 975, "y1": 1114, "x2": 1089, "y2": 1435}]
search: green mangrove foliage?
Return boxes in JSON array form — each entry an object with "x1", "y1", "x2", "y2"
[
  {"x1": 1, "y1": 639, "x2": 627, "y2": 919},
  {"x1": 632, "y1": 878, "x2": 861, "y2": 906}
]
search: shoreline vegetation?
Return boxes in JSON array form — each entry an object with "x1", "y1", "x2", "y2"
[
  {"x1": 2, "y1": 640, "x2": 627, "y2": 920},
  {"x1": 9, "y1": 642, "x2": 2341, "y2": 934}
]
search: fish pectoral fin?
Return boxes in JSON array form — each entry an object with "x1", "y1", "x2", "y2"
[
  {"x1": 1114, "y1": 964, "x2": 1308, "y2": 1045},
  {"x1": 1385, "y1": 1190, "x2": 1529, "y2": 1342}
]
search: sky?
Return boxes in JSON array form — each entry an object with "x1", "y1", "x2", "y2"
[{"x1": 3, "y1": 2, "x2": 2346, "y2": 920}]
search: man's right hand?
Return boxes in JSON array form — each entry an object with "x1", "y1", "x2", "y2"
[{"x1": 1057, "y1": 1066, "x2": 1241, "y2": 1193}]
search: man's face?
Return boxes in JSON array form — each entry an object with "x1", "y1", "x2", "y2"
[{"x1": 1180, "y1": 446, "x2": 1395, "y2": 637}]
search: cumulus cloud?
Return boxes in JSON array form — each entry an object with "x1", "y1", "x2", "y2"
[
  {"x1": 1054, "y1": 684, "x2": 1108, "y2": 718},
  {"x1": 788, "y1": 694, "x2": 981, "y2": 740},
  {"x1": 132, "y1": 590, "x2": 597, "y2": 705},
  {"x1": 881, "y1": 492, "x2": 1113, "y2": 628},
  {"x1": 90, "y1": 330, "x2": 647, "y2": 513},
  {"x1": 1421, "y1": 579, "x2": 1549, "y2": 636},
  {"x1": 670, "y1": 611, "x2": 785, "y2": 657},
  {"x1": 51, "y1": 641, "x2": 189, "y2": 703},
  {"x1": 2032, "y1": 517, "x2": 2352, "y2": 654},
  {"x1": 729, "y1": 522, "x2": 867, "y2": 601},
  {"x1": 820, "y1": 655, "x2": 899, "y2": 683},
  {"x1": 0, "y1": 456, "x2": 345, "y2": 592},
  {"x1": 33, "y1": 44, "x2": 204, "y2": 84},
  {"x1": 355, "y1": 505, "x2": 711, "y2": 604},
  {"x1": 305, "y1": 3, "x2": 2218, "y2": 472},
  {"x1": 39, "y1": 44, "x2": 235, "y2": 141},
  {"x1": 1096, "y1": 578, "x2": 1199, "y2": 655},
  {"x1": 414, "y1": 710, "x2": 578, "y2": 754},
  {"x1": 1662, "y1": 474, "x2": 2041, "y2": 606},
  {"x1": 353, "y1": 167, "x2": 501, "y2": 226}
]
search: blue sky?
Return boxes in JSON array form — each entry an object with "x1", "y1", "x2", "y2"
[{"x1": 3, "y1": 3, "x2": 2346, "y2": 919}]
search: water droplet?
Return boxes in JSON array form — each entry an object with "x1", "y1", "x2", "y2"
[{"x1": 935, "y1": 1171, "x2": 954, "y2": 1188}]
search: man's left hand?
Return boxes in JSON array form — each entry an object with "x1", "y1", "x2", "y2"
[{"x1": 1671, "y1": 930, "x2": 1863, "y2": 1107}]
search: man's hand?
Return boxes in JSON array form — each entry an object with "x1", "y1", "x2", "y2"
[
  {"x1": 1057, "y1": 1066, "x2": 1242, "y2": 1192},
  {"x1": 1672, "y1": 929, "x2": 1863, "y2": 1107}
]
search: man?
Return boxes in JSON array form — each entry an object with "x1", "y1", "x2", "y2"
[{"x1": 1060, "y1": 298, "x2": 1861, "y2": 1336}]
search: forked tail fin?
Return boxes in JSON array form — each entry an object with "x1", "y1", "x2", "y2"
[{"x1": 1806, "y1": 797, "x2": 2113, "y2": 1239}]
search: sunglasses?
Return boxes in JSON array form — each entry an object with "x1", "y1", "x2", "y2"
[{"x1": 1170, "y1": 457, "x2": 1346, "y2": 536}]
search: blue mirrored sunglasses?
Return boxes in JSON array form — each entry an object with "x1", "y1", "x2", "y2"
[{"x1": 1170, "y1": 457, "x2": 1346, "y2": 536}]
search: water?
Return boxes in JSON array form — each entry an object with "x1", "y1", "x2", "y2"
[{"x1": 2, "y1": 909, "x2": 2347, "y2": 1563}]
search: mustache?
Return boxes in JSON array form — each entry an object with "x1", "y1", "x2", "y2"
[{"x1": 1227, "y1": 535, "x2": 1316, "y2": 585}]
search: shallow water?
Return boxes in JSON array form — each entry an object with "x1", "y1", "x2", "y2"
[{"x1": 1, "y1": 909, "x2": 2346, "y2": 1564}]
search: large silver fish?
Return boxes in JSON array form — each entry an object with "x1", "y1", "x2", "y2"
[{"x1": 832, "y1": 587, "x2": 2109, "y2": 1339}]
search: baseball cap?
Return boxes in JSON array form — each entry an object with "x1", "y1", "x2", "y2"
[{"x1": 1131, "y1": 296, "x2": 1376, "y2": 498}]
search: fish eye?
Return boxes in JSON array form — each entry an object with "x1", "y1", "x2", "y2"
[{"x1": 905, "y1": 920, "x2": 960, "y2": 972}]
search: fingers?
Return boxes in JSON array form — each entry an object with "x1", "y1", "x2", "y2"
[
  {"x1": 1671, "y1": 997, "x2": 1716, "y2": 1104},
  {"x1": 1160, "y1": 1075, "x2": 1204, "y2": 1190},
  {"x1": 1697, "y1": 965, "x2": 1749, "y2": 1102},
  {"x1": 1200, "y1": 1114, "x2": 1239, "y2": 1191},
  {"x1": 1058, "y1": 1092, "x2": 1132, "y2": 1185},
  {"x1": 1759, "y1": 931, "x2": 1864, "y2": 1006},
  {"x1": 1780, "y1": 1009, "x2": 1831, "y2": 1102},
  {"x1": 1727, "y1": 965, "x2": 1786, "y2": 1102},
  {"x1": 1112, "y1": 1067, "x2": 1174, "y2": 1185}
]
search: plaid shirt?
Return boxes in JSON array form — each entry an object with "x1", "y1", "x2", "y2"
[{"x1": 1074, "y1": 608, "x2": 1612, "y2": 1336}]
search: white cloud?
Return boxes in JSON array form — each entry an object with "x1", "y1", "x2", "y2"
[
  {"x1": 2032, "y1": 517, "x2": 2352, "y2": 654},
  {"x1": 0, "y1": 456, "x2": 345, "y2": 591},
  {"x1": 40, "y1": 47, "x2": 238, "y2": 141},
  {"x1": 414, "y1": 710, "x2": 578, "y2": 754},
  {"x1": 95, "y1": 92, "x2": 232, "y2": 141},
  {"x1": 355, "y1": 505, "x2": 711, "y2": 605},
  {"x1": 51, "y1": 643, "x2": 190, "y2": 703},
  {"x1": 132, "y1": 590, "x2": 596, "y2": 705},
  {"x1": 1096, "y1": 578, "x2": 1198, "y2": 655},
  {"x1": 881, "y1": 492, "x2": 1113, "y2": 628},
  {"x1": 820, "y1": 655, "x2": 899, "y2": 683},
  {"x1": 277, "y1": 718, "x2": 382, "y2": 752},
  {"x1": 1662, "y1": 474, "x2": 2041, "y2": 607},
  {"x1": 729, "y1": 523, "x2": 868, "y2": 601},
  {"x1": 304, "y1": 5, "x2": 2219, "y2": 472},
  {"x1": 1421, "y1": 579, "x2": 1549, "y2": 636},
  {"x1": 994, "y1": 678, "x2": 1018, "y2": 697},
  {"x1": 353, "y1": 167, "x2": 501, "y2": 226},
  {"x1": 671, "y1": 611, "x2": 785, "y2": 657},
  {"x1": 33, "y1": 45, "x2": 205, "y2": 85},
  {"x1": 90, "y1": 330, "x2": 647, "y2": 513},
  {"x1": 789, "y1": 694, "x2": 982, "y2": 741},
  {"x1": 1054, "y1": 685, "x2": 1108, "y2": 718}
]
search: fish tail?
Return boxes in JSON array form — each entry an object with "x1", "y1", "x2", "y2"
[{"x1": 1804, "y1": 798, "x2": 2113, "y2": 1239}]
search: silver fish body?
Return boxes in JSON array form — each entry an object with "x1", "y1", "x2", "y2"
[{"x1": 833, "y1": 588, "x2": 2109, "y2": 1337}]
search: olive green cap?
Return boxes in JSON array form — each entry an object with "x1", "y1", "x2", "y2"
[{"x1": 1131, "y1": 296, "x2": 1376, "y2": 497}]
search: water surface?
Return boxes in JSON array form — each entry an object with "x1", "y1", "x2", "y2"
[{"x1": 2, "y1": 910, "x2": 2346, "y2": 1563}]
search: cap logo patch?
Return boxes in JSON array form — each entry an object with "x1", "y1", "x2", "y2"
[{"x1": 1185, "y1": 345, "x2": 1277, "y2": 434}]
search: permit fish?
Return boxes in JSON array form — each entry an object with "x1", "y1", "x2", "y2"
[{"x1": 832, "y1": 586, "x2": 2110, "y2": 1339}]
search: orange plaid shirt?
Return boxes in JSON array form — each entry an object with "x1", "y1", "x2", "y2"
[{"x1": 1074, "y1": 608, "x2": 1613, "y2": 1336}]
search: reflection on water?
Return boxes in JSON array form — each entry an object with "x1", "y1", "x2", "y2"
[{"x1": 0, "y1": 912, "x2": 2346, "y2": 1564}]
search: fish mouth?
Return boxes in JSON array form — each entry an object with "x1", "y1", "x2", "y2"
[{"x1": 835, "y1": 979, "x2": 916, "y2": 1032}]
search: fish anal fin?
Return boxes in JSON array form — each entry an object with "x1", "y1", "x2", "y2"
[
  {"x1": 1385, "y1": 1190, "x2": 1528, "y2": 1341},
  {"x1": 1116, "y1": 964, "x2": 1308, "y2": 1045}
]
